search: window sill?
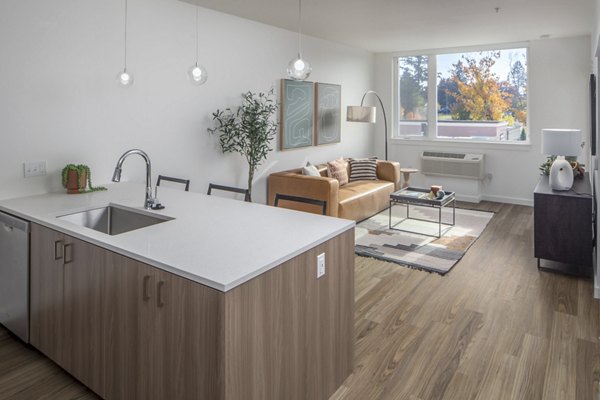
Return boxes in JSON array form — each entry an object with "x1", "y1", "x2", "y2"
[{"x1": 390, "y1": 137, "x2": 533, "y2": 152}]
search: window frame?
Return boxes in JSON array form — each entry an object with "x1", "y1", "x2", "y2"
[{"x1": 392, "y1": 41, "x2": 530, "y2": 146}]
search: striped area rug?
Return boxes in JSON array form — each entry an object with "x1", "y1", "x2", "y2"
[{"x1": 355, "y1": 206, "x2": 493, "y2": 275}]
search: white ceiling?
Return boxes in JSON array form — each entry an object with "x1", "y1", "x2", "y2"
[{"x1": 179, "y1": 0, "x2": 595, "y2": 53}]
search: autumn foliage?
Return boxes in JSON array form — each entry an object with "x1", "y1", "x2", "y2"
[{"x1": 449, "y1": 52, "x2": 512, "y2": 122}]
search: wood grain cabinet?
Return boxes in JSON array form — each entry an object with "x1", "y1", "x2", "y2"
[
  {"x1": 30, "y1": 223, "x2": 354, "y2": 400},
  {"x1": 31, "y1": 224, "x2": 222, "y2": 400},
  {"x1": 30, "y1": 225, "x2": 67, "y2": 366},
  {"x1": 533, "y1": 174, "x2": 593, "y2": 276}
]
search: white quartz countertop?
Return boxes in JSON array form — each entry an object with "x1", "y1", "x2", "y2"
[{"x1": 0, "y1": 184, "x2": 355, "y2": 292}]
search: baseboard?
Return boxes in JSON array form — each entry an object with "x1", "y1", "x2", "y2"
[
  {"x1": 595, "y1": 258, "x2": 600, "y2": 299},
  {"x1": 481, "y1": 194, "x2": 533, "y2": 206},
  {"x1": 455, "y1": 194, "x2": 482, "y2": 203}
]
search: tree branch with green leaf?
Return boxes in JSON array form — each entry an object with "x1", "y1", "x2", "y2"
[{"x1": 207, "y1": 89, "x2": 278, "y2": 202}]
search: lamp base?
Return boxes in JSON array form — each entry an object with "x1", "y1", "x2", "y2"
[{"x1": 549, "y1": 156, "x2": 574, "y2": 191}]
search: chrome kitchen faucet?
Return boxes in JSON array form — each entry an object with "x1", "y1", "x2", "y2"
[{"x1": 112, "y1": 149, "x2": 163, "y2": 210}]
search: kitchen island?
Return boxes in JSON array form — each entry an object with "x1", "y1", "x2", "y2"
[{"x1": 0, "y1": 184, "x2": 355, "y2": 400}]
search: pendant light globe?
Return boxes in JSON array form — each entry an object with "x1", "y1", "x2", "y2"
[
  {"x1": 117, "y1": 0, "x2": 133, "y2": 87},
  {"x1": 286, "y1": 54, "x2": 312, "y2": 80},
  {"x1": 188, "y1": 63, "x2": 208, "y2": 85},
  {"x1": 286, "y1": 0, "x2": 311, "y2": 81},
  {"x1": 117, "y1": 68, "x2": 134, "y2": 86},
  {"x1": 189, "y1": 4, "x2": 208, "y2": 86}
]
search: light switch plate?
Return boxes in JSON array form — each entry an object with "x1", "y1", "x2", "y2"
[
  {"x1": 317, "y1": 253, "x2": 325, "y2": 278},
  {"x1": 23, "y1": 161, "x2": 47, "y2": 178}
]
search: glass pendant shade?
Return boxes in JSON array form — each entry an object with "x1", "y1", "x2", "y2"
[
  {"x1": 188, "y1": 4, "x2": 208, "y2": 86},
  {"x1": 188, "y1": 63, "x2": 207, "y2": 85},
  {"x1": 118, "y1": 0, "x2": 133, "y2": 87},
  {"x1": 117, "y1": 68, "x2": 134, "y2": 86},
  {"x1": 287, "y1": 54, "x2": 312, "y2": 81},
  {"x1": 287, "y1": 0, "x2": 311, "y2": 81}
]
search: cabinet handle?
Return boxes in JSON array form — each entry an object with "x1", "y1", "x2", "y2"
[
  {"x1": 143, "y1": 275, "x2": 151, "y2": 301},
  {"x1": 64, "y1": 243, "x2": 73, "y2": 264},
  {"x1": 54, "y1": 240, "x2": 64, "y2": 260},
  {"x1": 157, "y1": 281, "x2": 166, "y2": 308}
]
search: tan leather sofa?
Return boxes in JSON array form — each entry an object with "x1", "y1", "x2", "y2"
[{"x1": 267, "y1": 160, "x2": 401, "y2": 221}]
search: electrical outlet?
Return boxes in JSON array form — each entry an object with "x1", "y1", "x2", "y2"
[
  {"x1": 23, "y1": 161, "x2": 47, "y2": 178},
  {"x1": 317, "y1": 253, "x2": 325, "y2": 278}
]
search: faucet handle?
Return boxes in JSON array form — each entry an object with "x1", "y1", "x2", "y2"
[{"x1": 149, "y1": 186, "x2": 165, "y2": 210}]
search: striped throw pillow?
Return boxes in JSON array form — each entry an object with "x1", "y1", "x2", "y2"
[{"x1": 349, "y1": 157, "x2": 378, "y2": 181}]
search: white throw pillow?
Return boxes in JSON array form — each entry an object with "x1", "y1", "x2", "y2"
[{"x1": 302, "y1": 163, "x2": 321, "y2": 177}]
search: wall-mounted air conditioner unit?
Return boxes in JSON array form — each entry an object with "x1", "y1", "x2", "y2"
[{"x1": 420, "y1": 151, "x2": 485, "y2": 180}]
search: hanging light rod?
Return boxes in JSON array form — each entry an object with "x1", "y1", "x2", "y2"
[
  {"x1": 286, "y1": 0, "x2": 311, "y2": 81},
  {"x1": 117, "y1": 0, "x2": 133, "y2": 86},
  {"x1": 188, "y1": 3, "x2": 207, "y2": 85}
]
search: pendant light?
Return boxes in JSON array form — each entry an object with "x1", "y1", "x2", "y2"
[
  {"x1": 188, "y1": 3, "x2": 207, "y2": 85},
  {"x1": 286, "y1": 0, "x2": 311, "y2": 81},
  {"x1": 117, "y1": 0, "x2": 133, "y2": 86}
]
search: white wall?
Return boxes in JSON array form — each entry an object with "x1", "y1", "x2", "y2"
[
  {"x1": 374, "y1": 36, "x2": 591, "y2": 205},
  {"x1": 0, "y1": 0, "x2": 374, "y2": 204}
]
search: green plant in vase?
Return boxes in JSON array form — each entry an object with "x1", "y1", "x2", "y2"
[
  {"x1": 61, "y1": 164, "x2": 107, "y2": 194},
  {"x1": 207, "y1": 89, "x2": 278, "y2": 202}
]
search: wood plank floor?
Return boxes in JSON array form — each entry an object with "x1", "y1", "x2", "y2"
[{"x1": 1, "y1": 202, "x2": 599, "y2": 399}]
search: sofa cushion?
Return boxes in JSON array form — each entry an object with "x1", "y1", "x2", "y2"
[
  {"x1": 349, "y1": 157, "x2": 378, "y2": 181},
  {"x1": 327, "y1": 159, "x2": 349, "y2": 185},
  {"x1": 338, "y1": 180, "x2": 395, "y2": 221}
]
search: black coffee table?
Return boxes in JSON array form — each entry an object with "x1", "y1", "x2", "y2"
[{"x1": 389, "y1": 187, "x2": 456, "y2": 238}]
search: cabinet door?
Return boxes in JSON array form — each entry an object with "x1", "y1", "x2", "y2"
[
  {"x1": 103, "y1": 252, "x2": 154, "y2": 400},
  {"x1": 62, "y1": 235, "x2": 107, "y2": 396},
  {"x1": 147, "y1": 269, "x2": 223, "y2": 400},
  {"x1": 30, "y1": 224, "x2": 65, "y2": 365}
]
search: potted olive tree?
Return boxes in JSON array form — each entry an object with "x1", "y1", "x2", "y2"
[{"x1": 208, "y1": 89, "x2": 278, "y2": 202}]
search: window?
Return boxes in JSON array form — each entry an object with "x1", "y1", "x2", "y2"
[
  {"x1": 395, "y1": 47, "x2": 528, "y2": 142},
  {"x1": 398, "y1": 56, "x2": 429, "y2": 137}
]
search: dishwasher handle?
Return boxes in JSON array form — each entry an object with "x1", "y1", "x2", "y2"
[{"x1": 0, "y1": 212, "x2": 29, "y2": 232}]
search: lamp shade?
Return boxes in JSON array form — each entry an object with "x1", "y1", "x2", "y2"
[
  {"x1": 347, "y1": 106, "x2": 376, "y2": 123},
  {"x1": 541, "y1": 129, "x2": 582, "y2": 156}
]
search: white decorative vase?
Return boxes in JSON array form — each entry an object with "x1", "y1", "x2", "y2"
[{"x1": 549, "y1": 156, "x2": 573, "y2": 191}]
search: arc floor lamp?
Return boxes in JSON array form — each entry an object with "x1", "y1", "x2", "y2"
[{"x1": 347, "y1": 90, "x2": 388, "y2": 160}]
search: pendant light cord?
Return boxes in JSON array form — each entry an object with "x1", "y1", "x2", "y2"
[
  {"x1": 124, "y1": 0, "x2": 128, "y2": 70},
  {"x1": 195, "y1": 5, "x2": 199, "y2": 65},
  {"x1": 297, "y1": 0, "x2": 302, "y2": 57}
]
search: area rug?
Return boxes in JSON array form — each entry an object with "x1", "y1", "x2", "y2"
[{"x1": 355, "y1": 206, "x2": 494, "y2": 275}]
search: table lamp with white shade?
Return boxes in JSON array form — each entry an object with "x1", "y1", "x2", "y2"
[{"x1": 541, "y1": 128, "x2": 582, "y2": 191}]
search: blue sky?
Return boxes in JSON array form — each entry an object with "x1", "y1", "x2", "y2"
[{"x1": 437, "y1": 48, "x2": 527, "y2": 82}]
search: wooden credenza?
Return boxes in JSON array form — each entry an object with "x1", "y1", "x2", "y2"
[{"x1": 533, "y1": 173, "x2": 593, "y2": 276}]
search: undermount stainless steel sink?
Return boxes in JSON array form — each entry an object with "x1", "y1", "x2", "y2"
[{"x1": 57, "y1": 204, "x2": 174, "y2": 236}]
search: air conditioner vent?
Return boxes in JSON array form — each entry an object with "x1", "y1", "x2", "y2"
[
  {"x1": 422, "y1": 151, "x2": 465, "y2": 159},
  {"x1": 421, "y1": 151, "x2": 485, "y2": 180}
]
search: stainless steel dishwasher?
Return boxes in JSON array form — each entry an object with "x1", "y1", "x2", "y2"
[{"x1": 0, "y1": 211, "x2": 30, "y2": 343}]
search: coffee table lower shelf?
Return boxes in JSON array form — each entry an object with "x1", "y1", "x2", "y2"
[{"x1": 388, "y1": 188, "x2": 456, "y2": 238}]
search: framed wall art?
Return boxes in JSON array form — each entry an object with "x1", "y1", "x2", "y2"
[
  {"x1": 280, "y1": 79, "x2": 314, "y2": 150},
  {"x1": 315, "y1": 83, "x2": 341, "y2": 146}
]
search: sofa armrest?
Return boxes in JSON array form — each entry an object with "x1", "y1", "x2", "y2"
[
  {"x1": 267, "y1": 173, "x2": 340, "y2": 217},
  {"x1": 376, "y1": 160, "x2": 401, "y2": 190}
]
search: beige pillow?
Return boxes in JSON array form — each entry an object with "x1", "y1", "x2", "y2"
[
  {"x1": 327, "y1": 159, "x2": 348, "y2": 185},
  {"x1": 302, "y1": 164, "x2": 320, "y2": 177}
]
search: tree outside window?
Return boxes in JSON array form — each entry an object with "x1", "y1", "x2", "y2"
[{"x1": 397, "y1": 47, "x2": 528, "y2": 142}]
